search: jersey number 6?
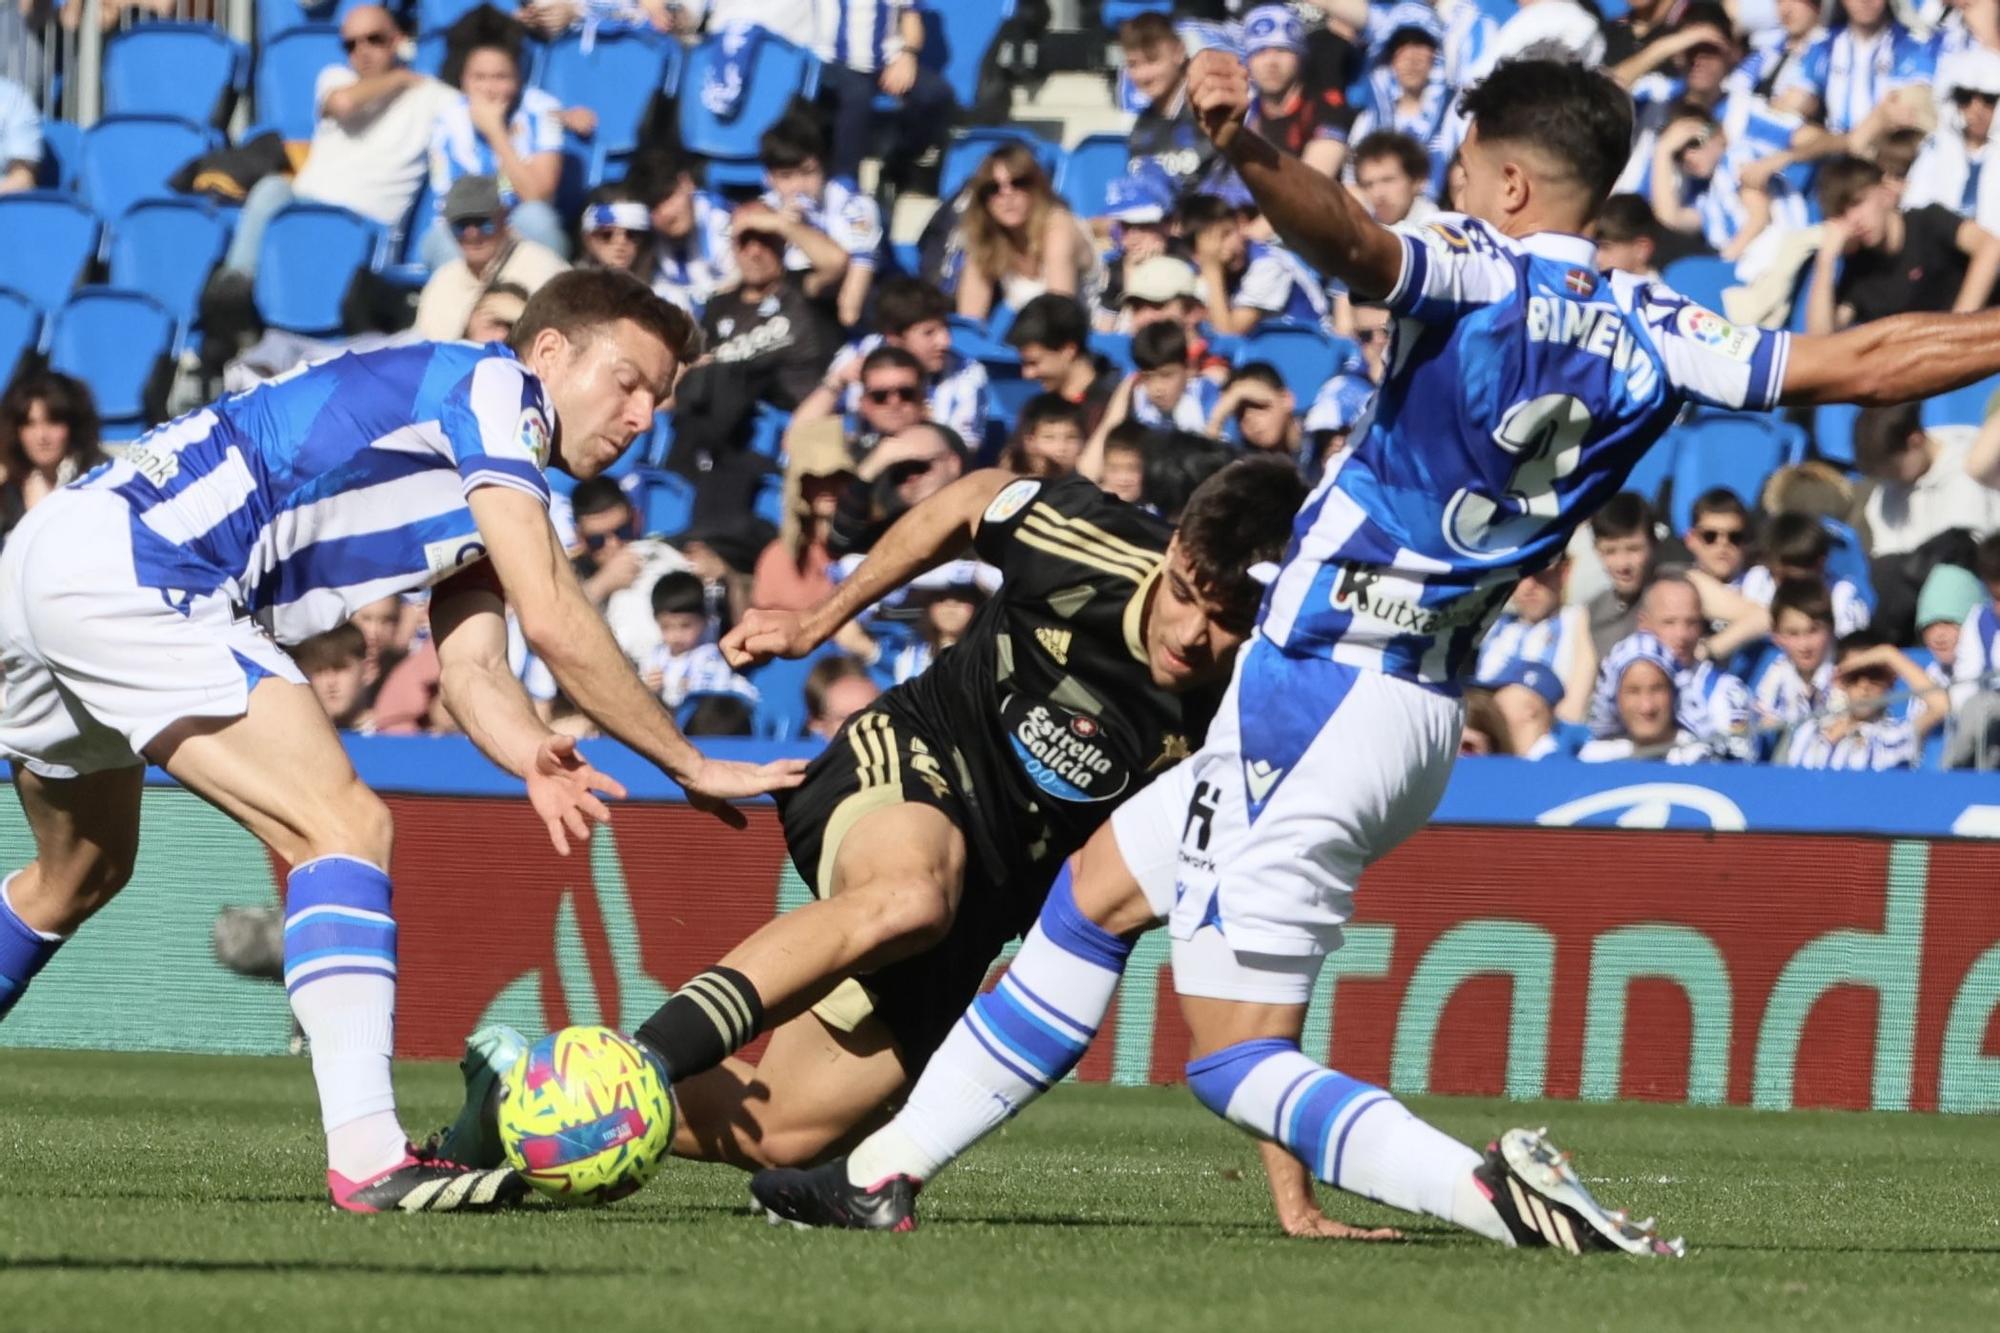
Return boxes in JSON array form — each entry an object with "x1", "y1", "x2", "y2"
[{"x1": 1443, "y1": 393, "x2": 1592, "y2": 560}]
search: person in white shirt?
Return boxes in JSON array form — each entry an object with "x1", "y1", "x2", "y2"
[
  {"x1": 412, "y1": 177, "x2": 570, "y2": 340},
  {"x1": 0, "y1": 75, "x2": 39, "y2": 194},
  {"x1": 223, "y1": 6, "x2": 448, "y2": 276},
  {"x1": 1904, "y1": 48, "x2": 2000, "y2": 232},
  {"x1": 1490, "y1": 0, "x2": 1608, "y2": 68},
  {"x1": 1854, "y1": 400, "x2": 2000, "y2": 636}
]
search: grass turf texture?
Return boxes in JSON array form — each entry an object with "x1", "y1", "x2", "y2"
[{"x1": 3, "y1": 1051, "x2": 1998, "y2": 1332}]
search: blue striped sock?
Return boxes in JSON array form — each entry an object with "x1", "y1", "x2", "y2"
[
  {"x1": 284, "y1": 857, "x2": 404, "y2": 1173},
  {"x1": 0, "y1": 873, "x2": 62, "y2": 1023}
]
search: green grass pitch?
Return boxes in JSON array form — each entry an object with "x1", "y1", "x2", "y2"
[{"x1": 3, "y1": 1050, "x2": 1998, "y2": 1333}]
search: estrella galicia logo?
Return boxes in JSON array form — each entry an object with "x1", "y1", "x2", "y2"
[
  {"x1": 1002, "y1": 694, "x2": 1131, "y2": 804},
  {"x1": 1536, "y1": 783, "x2": 1747, "y2": 831}
]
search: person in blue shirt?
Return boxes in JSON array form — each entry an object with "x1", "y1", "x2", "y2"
[
  {"x1": 755, "y1": 50, "x2": 2000, "y2": 1249},
  {"x1": 0, "y1": 271, "x2": 803, "y2": 1215}
]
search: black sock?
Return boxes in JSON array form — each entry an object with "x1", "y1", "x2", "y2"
[{"x1": 635, "y1": 967, "x2": 766, "y2": 1080}]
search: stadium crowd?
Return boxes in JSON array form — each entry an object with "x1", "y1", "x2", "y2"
[{"x1": 5, "y1": 0, "x2": 2000, "y2": 771}]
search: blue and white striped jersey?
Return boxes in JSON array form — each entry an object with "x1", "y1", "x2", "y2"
[
  {"x1": 829, "y1": 334, "x2": 991, "y2": 444},
  {"x1": 1775, "y1": 23, "x2": 1937, "y2": 134},
  {"x1": 1738, "y1": 565, "x2": 1873, "y2": 635},
  {"x1": 1258, "y1": 217, "x2": 1791, "y2": 690},
  {"x1": 1348, "y1": 69, "x2": 1463, "y2": 200},
  {"x1": 1587, "y1": 629, "x2": 1752, "y2": 758},
  {"x1": 1781, "y1": 714, "x2": 1917, "y2": 769},
  {"x1": 429, "y1": 89, "x2": 565, "y2": 211},
  {"x1": 79, "y1": 342, "x2": 553, "y2": 647},
  {"x1": 1750, "y1": 651, "x2": 1833, "y2": 728},
  {"x1": 756, "y1": 176, "x2": 883, "y2": 272},
  {"x1": 653, "y1": 190, "x2": 734, "y2": 317},
  {"x1": 1130, "y1": 376, "x2": 1222, "y2": 433},
  {"x1": 1951, "y1": 601, "x2": 2000, "y2": 708},
  {"x1": 1474, "y1": 604, "x2": 1589, "y2": 685},
  {"x1": 815, "y1": 0, "x2": 907, "y2": 75},
  {"x1": 1236, "y1": 240, "x2": 1334, "y2": 331}
]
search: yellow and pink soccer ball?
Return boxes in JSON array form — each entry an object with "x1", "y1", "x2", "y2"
[{"x1": 496, "y1": 1026, "x2": 675, "y2": 1206}]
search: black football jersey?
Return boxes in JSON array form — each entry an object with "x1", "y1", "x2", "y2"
[{"x1": 876, "y1": 475, "x2": 1222, "y2": 889}]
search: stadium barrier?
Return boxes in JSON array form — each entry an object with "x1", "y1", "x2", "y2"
[{"x1": 7, "y1": 740, "x2": 2000, "y2": 1114}]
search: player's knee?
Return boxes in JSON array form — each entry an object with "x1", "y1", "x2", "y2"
[
  {"x1": 753, "y1": 1121, "x2": 842, "y2": 1170},
  {"x1": 301, "y1": 784, "x2": 395, "y2": 867},
  {"x1": 847, "y1": 879, "x2": 954, "y2": 955}
]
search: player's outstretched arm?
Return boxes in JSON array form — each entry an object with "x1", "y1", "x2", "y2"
[
  {"x1": 469, "y1": 485, "x2": 805, "y2": 826},
  {"x1": 1258, "y1": 1140, "x2": 1404, "y2": 1242},
  {"x1": 1781, "y1": 306, "x2": 2000, "y2": 406},
  {"x1": 721, "y1": 468, "x2": 1017, "y2": 668},
  {"x1": 1188, "y1": 49, "x2": 1404, "y2": 300},
  {"x1": 432, "y1": 569, "x2": 628, "y2": 855}
]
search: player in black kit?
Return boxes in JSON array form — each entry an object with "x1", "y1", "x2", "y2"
[{"x1": 629, "y1": 459, "x2": 1303, "y2": 1175}]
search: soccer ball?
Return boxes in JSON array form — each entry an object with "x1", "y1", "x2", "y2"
[{"x1": 496, "y1": 1026, "x2": 675, "y2": 1206}]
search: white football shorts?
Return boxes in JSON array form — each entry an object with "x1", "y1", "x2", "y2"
[
  {"x1": 0, "y1": 487, "x2": 303, "y2": 779},
  {"x1": 1110, "y1": 637, "x2": 1463, "y2": 1004}
]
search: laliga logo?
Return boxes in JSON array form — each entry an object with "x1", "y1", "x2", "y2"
[{"x1": 1536, "y1": 783, "x2": 1748, "y2": 831}]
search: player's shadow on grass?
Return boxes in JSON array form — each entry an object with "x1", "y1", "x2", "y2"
[{"x1": 3, "y1": 1256, "x2": 643, "y2": 1279}]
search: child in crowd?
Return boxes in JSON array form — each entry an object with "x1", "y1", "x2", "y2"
[
  {"x1": 1751, "y1": 579, "x2": 1837, "y2": 731},
  {"x1": 1477, "y1": 659, "x2": 1569, "y2": 760},
  {"x1": 1584, "y1": 493, "x2": 1656, "y2": 658},
  {"x1": 1738, "y1": 511, "x2": 1872, "y2": 635},
  {"x1": 640, "y1": 572, "x2": 756, "y2": 709},
  {"x1": 1125, "y1": 320, "x2": 1219, "y2": 432},
  {"x1": 1782, "y1": 630, "x2": 1946, "y2": 770},
  {"x1": 1098, "y1": 423, "x2": 1150, "y2": 505},
  {"x1": 293, "y1": 624, "x2": 374, "y2": 734},
  {"x1": 1008, "y1": 394, "x2": 1087, "y2": 478}
]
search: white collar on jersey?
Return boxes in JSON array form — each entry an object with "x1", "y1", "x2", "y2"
[{"x1": 1515, "y1": 230, "x2": 1598, "y2": 267}]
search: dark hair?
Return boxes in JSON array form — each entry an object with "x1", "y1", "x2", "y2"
[
  {"x1": 1132, "y1": 319, "x2": 1189, "y2": 372},
  {"x1": 1104, "y1": 425, "x2": 1150, "y2": 459},
  {"x1": 0, "y1": 369, "x2": 104, "y2": 482},
  {"x1": 760, "y1": 113, "x2": 826, "y2": 172},
  {"x1": 1771, "y1": 576, "x2": 1835, "y2": 628},
  {"x1": 1458, "y1": 60, "x2": 1636, "y2": 210},
  {"x1": 1676, "y1": 2, "x2": 1734, "y2": 39},
  {"x1": 1976, "y1": 532, "x2": 2000, "y2": 585},
  {"x1": 650, "y1": 570, "x2": 706, "y2": 617},
  {"x1": 1876, "y1": 128, "x2": 1926, "y2": 181},
  {"x1": 624, "y1": 148, "x2": 694, "y2": 208},
  {"x1": 1595, "y1": 193, "x2": 1660, "y2": 246},
  {"x1": 1689, "y1": 486, "x2": 1749, "y2": 525},
  {"x1": 1143, "y1": 433, "x2": 1235, "y2": 521},
  {"x1": 1227, "y1": 361, "x2": 1286, "y2": 396},
  {"x1": 440, "y1": 6, "x2": 525, "y2": 90},
  {"x1": 1005, "y1": 293, "x2": 1089, "y2": 354},
  {"x1": 1835, "y1": 626, "x2": 1893, "y2": 664},
  {"x1": 1118, "y1": 11, "x2": 1180, "y2": 52},
  {"x1": 1817, "y1": 155, "x2": 1884, "y2": 218},
  {"x1": 860, "y1": 344, "x2": 925, "y2": 382},
  {"x1": 1351, "y1": 130, "x2": 1431, "y2": 183},
  {"x1": 1663, "y1": 98, "x2": 1719, "y2": 134},
  {"x1": 804, "y1": 653, "x2": 875, "y2": 723},
  {"x1": 292, "y1": 623, "x2": 366, "y2": 673},
  {"x1": 569, "y1": 475, "x2": 631, "y2": 519},
  {"x1": 510, "y1": 268, "x2": 701, "y2": 362},
  {"x1": 682, "y1": 692, "x2": 754, "y2": 737},
  {"x1": 1853, "y1": 402, "x2": 1925, "y2": 478},
  {"x1": 1764, "y1": 511, "x2": 1830, "y2": 567},
  {"x1": 1175, "y1": 456, "x2": 1309, "y2": 627},
  {"x1": 483, "y1": 280, "x2": 532, "y2": 304},
  {"x1": 875, "y1": 277, "x2": 952, "y2": 337},
  {"x1": 1018, "y1": 392, "x2": 1086, "y2": 438},
  {"x1": 1590, "y1": 492, "x2": 1654, "y2": 543},
  {"x1": 1175, "y1": 193, "x2": 1237, "y2": 237}
]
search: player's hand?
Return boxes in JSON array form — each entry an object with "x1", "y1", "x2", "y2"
[
  {"x1": 1187, "y1": 49, "x2": 1251, "y2": 153},
  {"x1": 674, "y1": 756, "x2": 810, "y2": 829},
  {"x1": 526, "y1": 733, "x2": 627, "y2": 856},
  {"x1": 469, "y1": 94, "x2": 511, "y2": 142},
  {"x1": 560, "y1": 104, "x2": 598, "y2": 138},
  {"x1": 1279, "y1": 1205, "x2": 1404, "y2": 1242},
  {"x1": 721, "y1": 608, "x2": 819, "y2": 668}
]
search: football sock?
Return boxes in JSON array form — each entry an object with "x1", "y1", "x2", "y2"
[
  {"x1": 635, "y1": 966, "x2": 765, "y2": 1080},
  {"x1": 846, "y1": 880, "x2": 1131, "y2": 1188},
  {"x1": 284, "y1": 856, "x2": 406, "y2": 1182},
  {"x1": 1186, "y1": 1039, "x2": 1511, "y2": 1244},
  {"x1": 0, "y1": 872, "x2": 64, "y2": 1023}
]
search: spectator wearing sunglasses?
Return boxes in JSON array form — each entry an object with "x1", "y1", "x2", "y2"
[
  {"x1": 829, "y1": 422, "x2": 969, "y2": 557},
  {"x1": 799, "y1": 277, "x2": 991, "y2": 448},
  {"x1": 578, "y1": 184, "x2": 657, "y2": 281},
  {"x1": 413, "y1": 175, "x2": 569, "y2": 340},
  {"x1": 223, "y1": 5, "x2": 448, "y2": 278},
  {"x1": 1682, "y1": 488, "x2": 1752, "y2": 587},
  {"x1": 1906, "y1": 49, "x2": 2000, "y2": 231},
  {"x1": 1781, "y1": 630, "x2": 1945, "y2": 770}
]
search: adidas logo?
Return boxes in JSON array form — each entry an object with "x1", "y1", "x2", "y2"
[{"x1": 1035, "y1": 626, "x2": 1072, "y2": 664}]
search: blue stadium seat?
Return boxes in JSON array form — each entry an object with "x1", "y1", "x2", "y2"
[
  {"x1": 411, "y1": 31, "x2": 447, "y2": 78},
  {"x1": 1232, "y1": 322, "x2": 1352, "y2": 400},
  {"x1": 949, "y1": 313, "x2": 1017, "y2": 366},
  {"x1": 748, "y1": 403, "x2": 789, "y2": 461},
  {"x1": 109, "y1": 198, "x2": 232, "y2": 354},
  {"x1": 0, "y1": 289, "x2": 41, "y2": 386},
  {"x1": 103, "y1": 23, "x2": 245, "y2": 127},
  {"x1": 632, "y1": 467, "x2": 694, "y2": 539},
  {"x1": 0, "y1": 192, "x2": 101, "y2": 316},
  {"x1": 256, "y1": 26, "x2": 344, "y2": 142},
  {"x1": 81, "y1": 116, "x2": 215, "y2": 223},
  {"x1": 49, "y1": 287, "x2": 175, "y2": 435},
  {"x1": 938, "y1": 128, "x2": 1063, "y2": 205},
  {"x1": 398, "y1": 175, "x2": 436, "y2": 266},
  {"x1": 1056, "y1": 133, "x2": 1132, "y2": 218},
  {"x1": 1660, "y1": 255, "x2": 1735, "y2": 313},
  {"x1": 1921, "y1": 371, "x2": 2000, "y2": 428},
  {"x1": 256, "y1": 0, "x2": 365, "y2": 42},
  {"x1": 985, "y1": 373, "x2": 1041, "y2": 436},
  {"x1": 1620, "y1": 434, "x2": 1677, "y2": 510},
  {"x1": 1814, "y1": 401, "x2": 1859, "y2": 467},
  {"x1": 34, "y1": 119, "x2": 83, "y2": 191},
  {"x1": 746, "y1": 643, "x2": 840, "y2": 741},
  {"x1": 419, "y1": 0, "x2": 517, "y2": 32},
  {"x1": 1667, "y1": 410, "x2": 1806, "y2": 531},
  {"x1": 253, "y1": 203, "x2": 383, "y2": 335},
  {"x1": 1821, "y1": 516, "x2": 1875, "y2": 609},
  {"x1": 679, "y1": 34, "x2": 821, "y2": 177},
  {"x1": 1101, "y1": 0, "x2": 1171, "y2": 25},
  {"x1": 752, "y1": 470, "x2": 785, "y2": 528},
  {"x1": 917, "y1": 0, "x2": 1015, "y2": 110},
  {"x1": 1475, "y1": 0, "x2": 1520, "y2": 20},
  {"x1": 1089, "y1": 331, "x2": 1135, "y2": 375},
  {"x1": 537, "y1": 30, "x2": 679, "y2": 178}
]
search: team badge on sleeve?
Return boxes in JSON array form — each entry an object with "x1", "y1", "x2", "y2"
[
  {"x1": 983, "y1": 478, "x2": 1042, "y2": 525},
  {"x1": 1675, "y1": 306, "x2": 1757, "y2": 361},
  {"x1": 519, "y1": 410, "x2": 551, "y2": 467}
]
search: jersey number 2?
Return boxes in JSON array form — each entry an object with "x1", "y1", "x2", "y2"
[{"x1": 1444, "y1": 394, "x2": 1592, "y2": 559}]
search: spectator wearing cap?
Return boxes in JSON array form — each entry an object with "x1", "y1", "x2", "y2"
[
  {"x1": 945, "y1": 143, "x2": 1103, "y2": 324},
  {"x1": 1117, "y1": 255, "x2": 1203, "y2": 335},
  {"x1": 1096, "y1": 164, "x2": 1178, "y2": 320},
  {"x1": 1240, "y1": 4, "x2": 1353, "y2": 179},
  {"x1": 1854, "y1": 401, "x2": 2000, "y2": 636},
  {"x1": 1807, "y1": 156, "x2": 2000, "y2": 337},
  {"x1": 224, "y1": 6, "x2": 448, "y2": 277},
  {"x1": 1576, "y1": 638, "x2": 1710, "y2": 764},
  {"x1": 1007, "y1": 294, "x2": 1124, "y2": 431},
  {"x1": 625, "y1": 149, "x2": 733, "y2": 317},
  {"x1": 1478, "y1": 558, "x2": 1596, "y2": 723},
  {"x1": 413, "y1": 176, "x2": 569, "y2": 340},
  {"x1": 1781, "y1": 630, "x2": 1944, "y2": 771},
  {"x1": 1916, "y1": 562, "x2": 1984, "y2": 694},
  {"x1": 1120, "y1": 12, "x2": 1216, "y2": 199},
  {"x1": 0, "y1": 75, "x2": 39, "y2": 194},
  {"x1": 1349, "y1": 7, "x2": 1460, "y2": 201},
  {"x1": 1209, "y1": 363, "x2": 1302, "y2": 461},
  {"x1": 802, "y1": 277, "x2": 991, "y2": 447},
  {"x1": 578, "y1": 185, "x2": 657, "y2": 281},
  {"x1": 1905, "y1": 48, "x2": 2000, "y2": 232},
  {"x1": 1349, "y1": 131, "x2": 1438, "y2": 228},
  {"x1": 422, "y1": 16, "x2": 576, "y2": 267},
  {"x1": 1478, "y1": 660, "x2": 1569, "y2": 759}
]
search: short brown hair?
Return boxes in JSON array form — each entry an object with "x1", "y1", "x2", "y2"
[
  {"x1": 1817, "y1": 155, "x2": 1884, "y2": 219},
  {"x1": 510, "y1": 269, "x2": 700, "y2": 363},
  {"x1": 1118, "y1": 11, "x2": 1179, "y2": 53},
  {"x1": 1771, "y1": 577, "x2": 1835, "y2": 629},
  {"x1": 292, "y1": 624, "x2": 366, "y2": 673},
  {"x1": 1175, "y1": 455, "x2": 1308, "y2": 630},
  {"x1": 804, "y1": 654, "x2": 875, "y2": 724},
  {"x1": 1853, "y1": 401, "x2": 1924, "y2": 478}
]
